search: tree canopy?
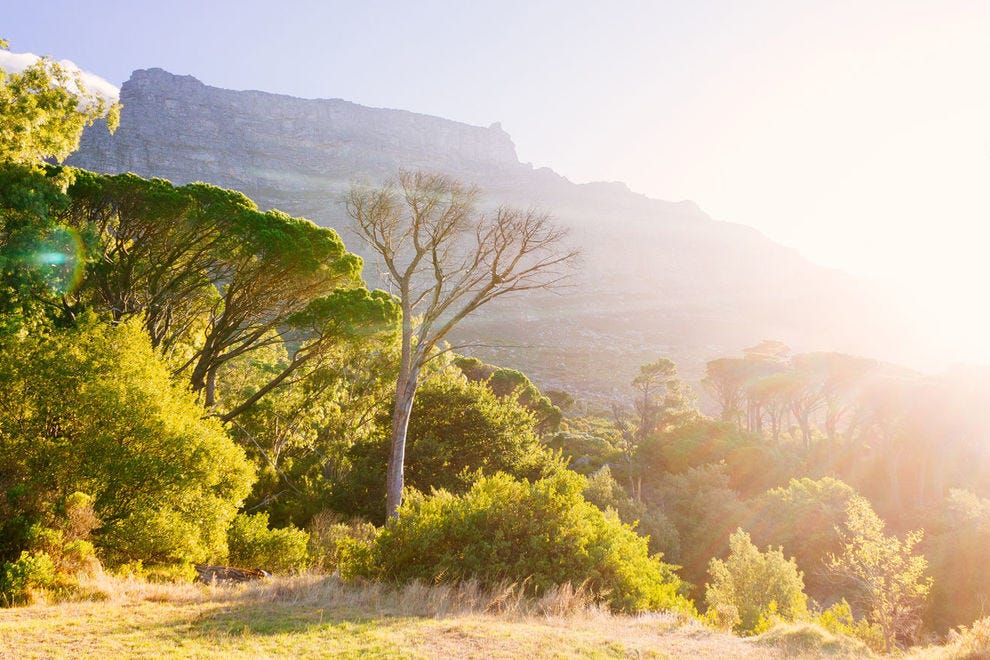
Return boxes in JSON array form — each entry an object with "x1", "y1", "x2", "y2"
[{"x1": 0, "y1": 42, "x2": 119, "y2": 165}]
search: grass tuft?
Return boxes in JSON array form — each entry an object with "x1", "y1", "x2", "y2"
[{"x1": 756, "y1": 621, "x2": 872, "y2": 657}]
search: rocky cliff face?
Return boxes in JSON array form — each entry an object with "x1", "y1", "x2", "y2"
[
  {"x1": 74, "y1": 68, "x2": 521, "y2": 192},
  {"x1": 68, "y1": 69, "x2": 911, "y2": 399}
]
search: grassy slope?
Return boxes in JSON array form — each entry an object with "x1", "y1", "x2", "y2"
[{"x1": 0, "y1": 576, "x2": 771, "y2": 659}]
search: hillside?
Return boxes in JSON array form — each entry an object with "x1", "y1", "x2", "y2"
[{"x1": 68, "y1": 69, "x2": 915, "y2": 399}]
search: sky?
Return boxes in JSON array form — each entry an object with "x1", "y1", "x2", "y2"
[{"x1": 5, "y1": 0, "x2": 990, "y2": 365}]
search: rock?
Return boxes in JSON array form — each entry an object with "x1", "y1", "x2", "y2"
[{"x1": 193, "y1": 564, "x2": 271, "y2": 584}]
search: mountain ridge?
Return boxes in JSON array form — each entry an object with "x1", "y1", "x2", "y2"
[{"x1": 68, "y1": 68, "x2": 909, "y2": 400}]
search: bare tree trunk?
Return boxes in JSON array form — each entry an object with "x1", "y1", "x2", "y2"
[
  {"x1": 386, "y1": 315, "x2": 419, "y2": 521},
  {"x1": 386, "y1": 375, "x2": 417, "y2": 520}
]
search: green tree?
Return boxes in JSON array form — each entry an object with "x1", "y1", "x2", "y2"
[
  {"x1": 702, "y1": 358, "x2": 751, "y2": 424},
  {"x1": 332, "y1": 367, "x2": 560, "y2": 523},
  {"x1": 0, "y1": 163, "x2": 75, "y2": 335},
  {"x1": 454, "y1": 356, "x2": 562, "y2": 433},
  {"x1": 53, "y1": 171, "x2": 376, "y2": 418},
  {"x1": 347, "y1": 170, "x2": 577, "y2": 519},
  {"x1": 826, "y1": 495, "x2": 932, "y2": 650},
  {"x1": 705, "y1": 528, "x2": 808, "y2": 634},
  {"x1": 0, "y1": 316, "x2": 254, "y2": 565},
  {"x1": 225, "y1": 321, "x2": 398, "y2": 528},
  {"x1": 749, "y1": 477, "x2": 859, "y2": 603},
  {"x1": 924, "y1": 489, "x2": 990, "y2": 633},
  {"x1": 648, "y1": 463, "x2": 747, "y2": 592},
  {"x1": 0, "y1": 42, "x2": 119, "y2": 164},
  {"x1": 631, "y1": 357, "x2": 679, "y2": 441},
  {"x1": 583, "y1": 466, "x2": 681, "y2": 559}
]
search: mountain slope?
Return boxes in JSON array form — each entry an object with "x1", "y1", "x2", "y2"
[{"x1": 68, "y1": 68, "x2": 908, "y2": 399}]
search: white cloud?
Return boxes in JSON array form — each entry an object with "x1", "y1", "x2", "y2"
[{"x1": 0, "y1": 50, "x2": 119, "y2": 106}]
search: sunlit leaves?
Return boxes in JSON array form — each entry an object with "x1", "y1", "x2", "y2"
[{"x1": 0, "y1": 45, "x2": 119, "y2": 165}]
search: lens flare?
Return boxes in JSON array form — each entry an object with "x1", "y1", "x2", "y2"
[{"x1": 32, "y1": 226, "x2": 85, "y2": 296}]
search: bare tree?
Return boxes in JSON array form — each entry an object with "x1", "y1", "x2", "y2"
[{"x1": 346, "y1": 171, "x2": 577, "y2": 519}]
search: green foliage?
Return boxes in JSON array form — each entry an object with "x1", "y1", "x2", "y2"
[
  {"x1": 826, "y1": 495, "x2": 932, "y2": 650},
  {"x1": 454, "y1": 356, "x2": 562, "y2": 433},
  {"x1": 0, "y1": 551, "x2": 57, "y2": 606},
  {"x1": 647, "y1": 463, "x2": 747, "y2": 593},
  {"x1": 13, "y1": 169, "x2": 372, "y2": 416},
  {"x1": 583, "y1": 466, "x2": 680, "y2": 559},
  {"x1": 370, "y1": 472, "x2": 694, "y2": 614},
  {"x1": 0, "y1": 316, "x2": 254, "y2": 565},
  {"x1": 546, "y1": 423, "x2": 624, "y2": 475},
  {"x1": 403, "y1": 373, "x2": 556, "y2": 492},
  {"x1": 639, "y1": 416, "x2": 789, "y2": 496},
  {"x1": 0, "y1": 45, "x2": 119, "y2": 164},
  {"x1": 335, "y1": 369, "x2": 561, "y2": 523},
  {"x1": 335, "y1": 537, "x2": 378, "y2": 580},
  {"x1": 705, "y1": 529, "x2": 807, "y2": 634},
  {"x1": 221, "y1": 319, "x2": 398, "y2": 528},
  {"x1": 227, "y1": 512, "x2": 310, "y2": 573},
  {"x1": 0, "y1": 163, "x2": 77, "y2": 335},
  {"x1": 812, "y1": 599, "x2": 884, "y2": 653},
  {"x1": 631, "y1": 357, "x2": 690, "y2": 440},
  {"x1": 306, "y1": 511, "x2": 379, "y2": 574},
  {"x1": 926, "y1": 489, "x2": 990, "y2": 633},
  {"x1": 749, "y1": 477, "x2": 859, "y2": 601}
]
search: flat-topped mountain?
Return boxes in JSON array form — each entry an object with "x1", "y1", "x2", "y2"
[{"x1": 69, "y1": 69, "x2": 911, "y2": 400}]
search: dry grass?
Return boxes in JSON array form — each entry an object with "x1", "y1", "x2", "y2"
[
  {"x1": 0, "y1": 573, "x2": 773, "y2": 659},
  {"x1": 908, "y1": 616, "x2": 990, "y2": 660}
]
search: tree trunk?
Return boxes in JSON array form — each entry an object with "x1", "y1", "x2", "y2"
[
  {"x1": 386, "y1": 310, "x2": 419, "y2": 521},
  {"x1": 386, "y1": 372, "x2": 418, "y2": 520},
  {"x1": 204, "y1": 365, "x2": 218, "y2": 408}
]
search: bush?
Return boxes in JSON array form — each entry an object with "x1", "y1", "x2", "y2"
[
  {"x1": 0, "y1": 317, "x2": 255, "y2": 566},
  {"x1": 227, "y1": 512, "x2": 310, "y2": 573},
  {"x1": 334, "y1": 370, "x2": 562, "y2": 523},
  {"x1": 306, "y1": 510, "x2": 378, "y2": 574},
  {"x1": 705, "y1": 528, "x2": 807, "y2": 634},
  {"x1": 370, "y1": 472, "x2": 695, "y2": 614},
  {"x1": 813, "y1": 599, "x2": 884, "y2": 653},
  {"x1": 0, "y1": 551, "x2": 58, "y2": 606}
]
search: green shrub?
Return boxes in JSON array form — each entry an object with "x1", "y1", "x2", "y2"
[
  {"x1": 306, "y1": 510, "x2": 378, "y2": 574},
  {"x1": 0, "y1": 551, "x2": 58, "y2": 606},
  {"x1": 748, "y1": 477, "x2": 858, "y2": 602},
  {"x1": 336, "y1": 537, "x2": 377, "y2": 580},
  {"x1": 371, "y1": 472, "x2": 694, "y2": 614},
  {"x1": 583, "y1": 466, "x2": 681, "y2": 559},
  {"x1": 227, "y1": 512, "x2": 310, "y2": 573},
  {"x1": 705, "y1": 528, "x2": 807, "y2": 634},
  {"x1": 813, "y1": 599, "x2": 884, "y2": 653}
]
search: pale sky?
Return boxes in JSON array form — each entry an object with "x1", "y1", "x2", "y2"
[{"x1": 5, "y1": 0, "x2": 990, "y2": 365}]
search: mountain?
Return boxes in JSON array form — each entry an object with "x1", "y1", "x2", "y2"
[{"x1": 68, "y1": 68, "x2": 911, "y2": 402}]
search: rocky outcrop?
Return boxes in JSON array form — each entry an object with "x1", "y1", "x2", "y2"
[{"x1": 72, "y1": 68, "x2": 522, "y2": 193}]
